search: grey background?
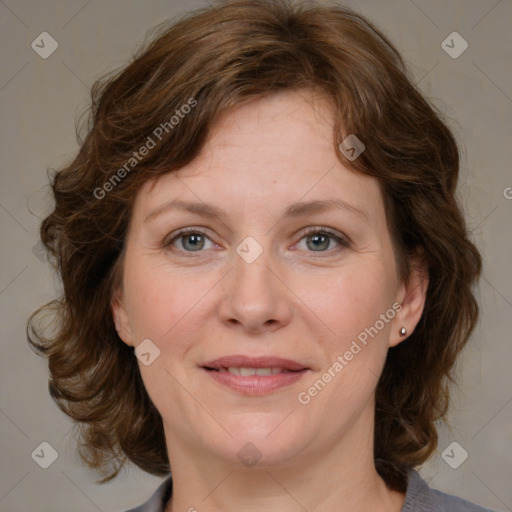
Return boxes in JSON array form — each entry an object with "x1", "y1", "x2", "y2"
[{"x1": 0, "y1": 0, "x2": 511, "y2": 511}]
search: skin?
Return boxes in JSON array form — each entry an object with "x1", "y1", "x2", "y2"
[{"x1": 112, "y1": 89, "x2": 428, "y2": 512}]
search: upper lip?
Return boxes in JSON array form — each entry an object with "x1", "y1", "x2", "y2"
[{"x1": 202, "y1": 355, "x2": 308, "y2": 371}]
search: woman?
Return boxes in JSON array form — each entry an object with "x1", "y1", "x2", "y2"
[{"x1": 28, "y1": 1, "x2": 497, "y2": 511}]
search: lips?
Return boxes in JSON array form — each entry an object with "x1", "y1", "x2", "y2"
[
  {"x1": 201, "y1": 355, "x2": 309, "y2": 395},
  {"x1": 202, "y1": 355, "x2": 308, "y2": 372}
]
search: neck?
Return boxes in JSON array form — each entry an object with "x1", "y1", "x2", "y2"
[{"x1": 163, "y1": 407, "x2": 406, "y2": 512}]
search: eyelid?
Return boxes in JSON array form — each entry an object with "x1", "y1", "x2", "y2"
[
  {"x1": 163, "y1": 226, "x2": 218, "y2": 248},
  {"x1": 298, "y1": 226, "x2": 351, "y2": 245},
  {"x1": 293, "y1": 226, "x2": 351, "y2": 255}
]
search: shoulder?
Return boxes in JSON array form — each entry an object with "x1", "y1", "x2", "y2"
[
  {"x1": 402, "y1": 469, "x2": 500, "y2": 512},
  {"x1": 121, "y1": 470, "x2": 500, "y2": 512},
  {"x1": 122, "y1": 476, "x2": 173, "y2": 512}
]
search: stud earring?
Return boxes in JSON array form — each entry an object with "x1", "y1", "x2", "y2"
[{"x1": 399, "y1": 327, "x2": 407, "y2": 337}]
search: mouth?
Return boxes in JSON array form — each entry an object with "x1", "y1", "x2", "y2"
[
  {"x1": 206, "y1": 366, "x2": 297, "y2": 376},
  {"x1": 201, "y1": 355, "x2": 310, "y2": 395}
]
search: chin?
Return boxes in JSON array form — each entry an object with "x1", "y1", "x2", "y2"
[{"x1": 207, "y1": 413, "x2": 313, "y2": 468}]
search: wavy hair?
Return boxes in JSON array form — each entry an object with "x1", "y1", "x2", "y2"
[{"x1": 28, "y1": 0, "x2": 482, "y2": 489}]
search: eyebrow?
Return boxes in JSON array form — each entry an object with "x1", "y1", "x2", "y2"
[{"x1": 144, "y1": 198, "x2": 368, "y2": 224}]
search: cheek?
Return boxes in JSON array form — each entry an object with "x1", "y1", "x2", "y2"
[
  {"x1": 295, "y1": 268, "x2": 396, "y2": 419},
  {"x1": 122, "y1": 263, "x2": 215, "y2": 417},
  {"x1": 123, "y1": 259, "x2": 217, "y2": 343},
  {"x1": 296, "y1": 263, "x2": 396, "y2": 349}
]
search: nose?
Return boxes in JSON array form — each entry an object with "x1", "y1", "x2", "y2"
[{"x1": 217, "y1": 242, "x2": 293, "y2": 334}]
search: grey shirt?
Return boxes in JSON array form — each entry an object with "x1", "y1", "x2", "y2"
[{"x1": 125, "y1": 469, "x2": 499, "y2": 512}]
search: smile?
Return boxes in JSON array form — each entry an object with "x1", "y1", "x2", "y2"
[
  {"x1": 202, "y1": 355, "x2": 310, "y2": 395},
  {"x1": 216, "y1": 367, "x2": 290, "y2": 376}
]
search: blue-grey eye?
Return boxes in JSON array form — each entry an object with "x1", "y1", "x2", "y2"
[
  {"x1": 297, "y1": 230, "x2": 346, "y2": 252},
  {"x1": 165, "y1": 228, "x2": 218, "y2": 254},
  {"x1": 306, "y1": 233, "x2": 332, "y2": 251},
  {"x1": 179, "y1": 232, "x2": 206, "y2": 251}
]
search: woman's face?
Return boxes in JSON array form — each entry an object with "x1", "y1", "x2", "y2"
[{"x1": 113, "y1": 89, "x2": 425, "y2": 469}]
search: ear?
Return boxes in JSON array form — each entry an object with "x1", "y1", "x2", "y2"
[
  {"x1": 389, "y1": 252, "x2": 429, "y2": 348},
  {"x1": 111, "y1": 289, "x2": 135, "y2": 347}
]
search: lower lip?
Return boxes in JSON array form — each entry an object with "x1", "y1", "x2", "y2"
[{"x1": 203, "y1": 368, "x2": 308, "y2": 395}]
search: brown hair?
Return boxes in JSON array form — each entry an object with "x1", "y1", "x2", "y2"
[{"x1": 28, "y1": 0, "x2": 482, "y2": 490}]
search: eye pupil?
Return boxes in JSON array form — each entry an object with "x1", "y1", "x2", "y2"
[
  {"x1": 307, "y1": 234, "x2": 330, "y2": 251},
  {"x1": 182, "y1": 233, "x2": 204, "y2": 251}
]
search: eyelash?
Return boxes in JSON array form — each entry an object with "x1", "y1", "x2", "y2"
[{"x1": 163, "y1": 226, "x2": 351, "y2": 257}]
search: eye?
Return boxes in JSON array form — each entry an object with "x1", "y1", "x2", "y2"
[
  {"x1": 295, "y1": 227, "x2": 350, "y2": 254},
  {"x1": 163, "y1": 226, "x2": 350, "y2": 256},
  {"x1": 164, "y1": 228, "x2": 217, "y2": 253}
]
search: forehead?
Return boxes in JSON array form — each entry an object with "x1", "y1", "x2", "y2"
[{"x1": 138, "y1": 89, "x2": 382, "y2": 223}]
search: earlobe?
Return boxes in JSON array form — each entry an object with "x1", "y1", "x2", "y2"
[
  {"x1": 111, "y1": 291, "x2": 134, "y2": 347},
  {"x1": 389, "y1": 255, "x2": 429, "y2": 348}
]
